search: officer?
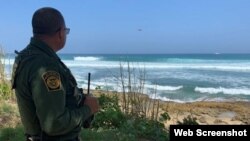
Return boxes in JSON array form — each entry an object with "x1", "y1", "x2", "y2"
[{"x1": 11, "y1": 7, "x2": 99, "y2": 141}]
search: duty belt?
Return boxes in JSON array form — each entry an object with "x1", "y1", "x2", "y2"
[
  {"x1": 26, "y1": 135, "x2": 80, "y2": 141},
  {"x1": 26, "y1": 135, "x2": 40, "y2": 141}
]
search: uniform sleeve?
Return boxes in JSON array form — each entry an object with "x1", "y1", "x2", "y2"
[{"x1": 29, "y1": 60, "x2": 91, "y2": 136}]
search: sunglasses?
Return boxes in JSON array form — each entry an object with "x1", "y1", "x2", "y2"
[{"x1": 64, "y1": 27, "x2": 70, "y2": 35}]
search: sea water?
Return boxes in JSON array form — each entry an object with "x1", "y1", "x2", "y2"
[{"x1": 3, "y1": 54, "x2": 250, "y2": 103}]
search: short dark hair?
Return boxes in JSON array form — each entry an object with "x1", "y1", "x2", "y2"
[{"x1": 32, "y1": 7, "x2": 65, "y2": 35}]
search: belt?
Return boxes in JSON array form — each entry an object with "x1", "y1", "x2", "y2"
[
  {"x1": 27, "y1": 136, "x2": 79, "y2": 141},
  {"x1": 27, "y1": 136, "x2": 40, "y2": 141}
]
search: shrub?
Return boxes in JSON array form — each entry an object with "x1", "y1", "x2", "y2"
[
  {"x1": 120, "y1": 117, "x2": 169, "y2": 141},
  {"x1": 95, "y1": 86, "x2": 101, "y2": 90},
  {"x1": 159, "y1": 112, "x2": 171, "y2": 122},
  {"x1": 92, "y1": 94, "x2": 169, "y2": 141},
  {"x1": 0, "y1": 47, "x2": 14, "y2": 100},
  {"x1": 177, "y1": 115, "x2": 199, "y2": 125},
  {"x1": 0, "y1": 101, "x2": 20, "y2": 128},
  {"x1": 0, "y1": 82, "x2": 14, "y2": 100},
  {"x1": 92, "y1": 94, "x2": 126, "y2": 129},
  {"x1": 0, "y1": 126, "x2": 25, "y2": 141}
]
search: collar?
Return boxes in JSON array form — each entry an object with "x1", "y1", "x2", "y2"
[{"x1": 29, "y1": 37, "x2": 60, "y2": 60}]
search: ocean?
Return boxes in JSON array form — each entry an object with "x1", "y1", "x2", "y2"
[{"x1": 3, "y1": 54, "x2": 250, "y2": 103}]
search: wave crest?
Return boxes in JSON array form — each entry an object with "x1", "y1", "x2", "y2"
[
  {"x1": 145, "y1": 84, "x2": 183, "y2": 91},
  {"x1": 74, "y1": 56, "x2": 100, "y2": 61},
  {"x1": 195, "y1": 87, "x2": 250, "y2": 95}
]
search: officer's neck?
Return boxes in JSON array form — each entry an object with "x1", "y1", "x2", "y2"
[{"x1": 33, "y1": 35, "x2": 60, "y2": 52}]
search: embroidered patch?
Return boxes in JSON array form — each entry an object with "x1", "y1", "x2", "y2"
[{"x1": 42, "y1": 71, "x2": 61, "y2": 91}]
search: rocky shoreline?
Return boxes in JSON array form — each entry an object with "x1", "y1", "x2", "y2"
[
  {"x1": 92, "y1": 90, "x2": 250, "y2": 127},
  {"x1": 159, "y1": 101, "x2": 250, "y2": 127}
]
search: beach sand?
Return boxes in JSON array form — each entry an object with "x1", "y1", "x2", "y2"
[
  {"x1": 1, "y1": 90, "x2": 249, "y2": 128},
  {"x1": 92, "y1": 90, "x2": 250, "y2": 128},
  {"x1": 159, "y1": 101, "x2": 250, "y2": 127}
]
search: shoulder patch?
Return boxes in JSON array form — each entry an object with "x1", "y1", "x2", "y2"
[{"x1": 42, "y1": 71, "x2": 62, "y2": 92}]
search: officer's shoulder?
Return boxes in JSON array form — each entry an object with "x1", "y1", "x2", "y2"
[
  {"x1": 18, "y1": 51, "x2": 57, "y2": 68},
  {"x1": 31, "y1": 55, "x2": 58, "y2": 66},
  {"x1": 21, "y1": 53, "x2": 48, "y2": 64}
]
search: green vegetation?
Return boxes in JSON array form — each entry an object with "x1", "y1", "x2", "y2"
[
  {"x1": 93, "y1": 94, "x2": 125, "y2": 129},
  {"x1": 0, "y1": 101, "x2": 20, "y2": 128},
  {"x1": 177, "y1": 115, "x2": 199, "y2": 125},
  {"x1": 0, "y1": 47, "x2": 14, "y2": 100},
  {"x1": 0, "y1": 94, "x2": 169, "y2": 141},
  {"x1": 0, "y1": 53, "x2": 169, "y2": 140},
  {"x1": 0, "y1": 82, "x2": 13, "y2": 100},
  {"x1": 0, "y1": 126, "x2": 25, "y2": 141},
  {"x1": 91, "y1": 94, "x2": 169, "y2": 141}
]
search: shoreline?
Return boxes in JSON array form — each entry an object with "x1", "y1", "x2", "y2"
[
  {"x1": 92, "y1": 90, "x2": 250, "y2": 127},
  {"x1": 1, "y1": 90, "x2": 249, "y2": 128},
  {"x1": 159, "y1": 101, "x2": 250, "y2": 127}
]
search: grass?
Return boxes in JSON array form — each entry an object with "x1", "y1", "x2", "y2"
[
  {"x1": 0, "y1": 47, "x2": 21, "y2": 129},
  {"x1": 91, "y1": 93, "x2": 169, "y2": 141},
  {"x1": 0, "y1": 100, "x2": 21, "y2": 128},
  {"x1": 0, "y1": 127, "x2": 139, "y2": 141},
  {"x1": 0, "y1": 54, "x2": 169, "y2": 140},
  {"x1": 0, "y1": 126, "x2": 120, "y2": 141},
  {"x1": 0, "y1": 126, "x2": 25, "y2": 141},
  {"x1": 0, "y1": 47, "x2": 14, "y2": 100},
  {"x1": 0, "y1": 84, "x2": 169, "y2": 140}
]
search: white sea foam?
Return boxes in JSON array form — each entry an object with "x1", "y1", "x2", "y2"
[
  {"x1": 74, "y1": 56, "x2": 101, "y2": 61},
  {"x1": 64, "y1": 60, "x2": 119, "y2": 68},
  {"x1": 152, "y1": 94, "x2": 250, "y2": 103},
  {"x1": 80, "y1": 79, "x2": 120, "y2": 91},
  {"x1": 151, "y1": 95, "x2": 209, "y2": 103},
  {"x1": 4, "y1": 55, "x2": 250, "y2": 102},
  {"x1": 152, "y1": 96, "x2": 186, "y2": 103},
  {"x1": 145, "y1": 84, "x2": 183, "y2": 91},
  {"x1": 195, "y1": 87, "x2": 250, "y2": 95},
  {"x1": 166, "y1": 58, "x2": 220, "y2": 63},
  {"x1": 62, "y1": 59, "x2": 250, "y2": 72},
  {"x1": 5, "y1": 58, "x2": 250, "y2": 72}
]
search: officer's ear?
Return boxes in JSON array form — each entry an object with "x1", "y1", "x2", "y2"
[{"x1": 58, "y1": 28, "x2": 64, "y2": 40}]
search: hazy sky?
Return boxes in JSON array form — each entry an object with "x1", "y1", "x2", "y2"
[{"x1": 0, "y1": 0, "x2": 250, "y2": 54}]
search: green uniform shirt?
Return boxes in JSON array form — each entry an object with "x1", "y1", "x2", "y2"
[{"x1": 12, "y1": 38, "x2": 91, "y2": 139}]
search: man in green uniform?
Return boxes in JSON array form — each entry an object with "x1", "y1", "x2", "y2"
[{"x1": 11, "y1": 7, "x2": 99, "y2": 141}]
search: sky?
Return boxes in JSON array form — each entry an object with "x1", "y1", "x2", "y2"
[{"x1": 0, "y1": 0, "x2": 250, "y2": 54}]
